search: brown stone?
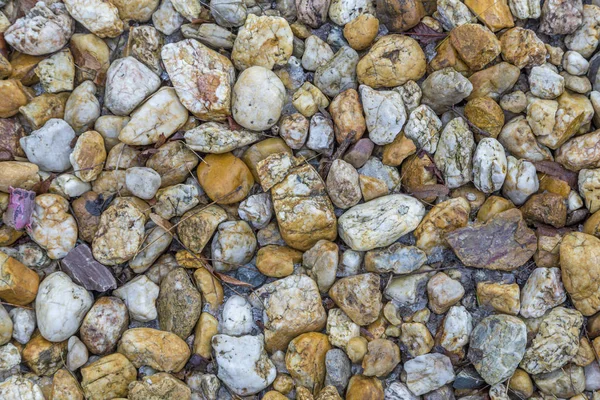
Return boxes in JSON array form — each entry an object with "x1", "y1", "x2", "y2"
[
  {"x1": 197, "y1": 152, "x2": 254, "y2": 204},
  {"x1": 346, "y1": 375, "x2": 384, "y2": 400},
  {"x1": 189, "y1": 263, "x2": 223, "y2": 310},
  {"x1": 80, "y1": 353, "x2": 137, "y2": 400},
  {"x1": 414, "y1": 197, "x2": 470, "y2": 254},
  {"x1": 70, "y1": 33, "x2": 110, "y2": 86},
  {"x1": 584, "y1": 210, "x2": 600, "y2": 238},
  {"x1": 146, "y1": 141, "x2": 199, "y2": 188},
  {"x1": 343, "y1": 14, "x2": 379, "y2": 51},
  {"x1": 286, "y1": 332, "x2": 332, "y2": 393},
  {"x1": 0, "y1": 250, "x2": 39, "y2": 305},
  {"x1": 177, "y1": 205, "x2": 227, "y2": 254},
  {"x1": 71, "y1": 192, "x2": 103, "y2": 243},
  {"x1": 500, "y1": 27, "x2": 547, "y2": 69},
  {"x1": 464, "y1": 0, "x2": 514, "y2": 32},
  {"x1": 80, "y1": 296, "x2": 128, "y2": 355},
  {"x1": 0, "y1": 79, "x2": 30, "y2": 118},
  {"x1": 0, "y1": 118, "x2": 26, "y2": 161},
  {"x1": 509, "y1": 369, "x2": 534, "y2": 399},
  {"x1": 450, "y1": 24, "x2": 502, "y2": 71},
  {"x1": 382, "y1": 132, "x2": 416, "y2": 166},
  {"x1": 521, "y1": 192, "x2": 567, "y2": 228},
  {"x1": 376, "y1": 0, "x2": 425, "y2": 32},
  {"x1": 18, "y1": 93, "x2": 69, "y2": 130},
  {"x1": 534, "y1": 227, "x2": 563, "y2": 268},
  {"x1": 22, "y1": 332, "x2": 67, "y2": 376},
  {"x1": 256, "y1": 244, "x2": 303, "y2": 277},
  {"x1": 329, "y1": 89, "x2": 366, "y2": 143},
  {"x1": 71, "y1": 130, "x2": 106, "y2": 182},
  {"x1": 560, "y1": 232, "x2": 600, "y2": 316},
  {"x1": 9, "y1": 53, "x2": 43, "y2": 85},
  {"x1": 361, "y1": 339, "x2": 400, "y2": 377},
  {"x1": 428, "y1": 39, "x2": 471, "y2": 75},
  {"x1": 117, "y1": 328, "x2": 191, "y2": 372},
  {"x1": 359, "y1": 175, "x2": 388, "y2": 201},
  {"x1": 538, "y1": 174, "x2": 571, "y2": 199},
  {"x1": 329, "y1": 273, "x2": 382, "y2": 326},
  {"x1": 445, "y1": 209, "x2": 537, "y2": 271},
  {"x1": 464, "y1": 96, "x2": 505, "y2": 140},
  {"x1": 467, "y1": 62, "x2": 521, "y2": 101},
  {"x1": 193, "y1": 312, "x2": 217, "y2": 359},
  {"x1": 400, "y1": 154, "x2": 437, "y2": 203}
]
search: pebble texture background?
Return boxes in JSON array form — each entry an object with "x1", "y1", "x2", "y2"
[{"x1": 3, "y1": 0, "x2": 600, "y2": 399}]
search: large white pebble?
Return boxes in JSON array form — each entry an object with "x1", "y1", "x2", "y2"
[
  {"x1": 125, "y1": 167, "x2": 162, "y2": 199},
  {"x1": 338, "y1": 194, "x2": 426, "y2": 251},
  {"x1": 472, "y1": 138, "x2": 507, "y2": 194},
  {"x1": 222, "y1": 295, "x2": 254, "y2": 336},
  {"x1": 232, "y1": 66, "x2": 286, "y2": 131},
  {"x1": 20, "y1": 119, "x2": 76, "y2": 172},
  {"x1": 35, "y1": 272, "x2": 93, "y2": 342},
  {"x1": 113, "y1": 275, "x2": 160, "y2": 322}
]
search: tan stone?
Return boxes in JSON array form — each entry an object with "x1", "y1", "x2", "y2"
[
  {"x1": 415, "y1": 197, "x2": 470, "y2": 254},
  {"x1": 477, "y1": 196, "x2": 515, "y2": 222},
  {"x1": 561, "y1": 232, "x2": 600, "y2": 315},
  {"x1": 401, "y1": 322, "x2": 434, "y2": 357},
  {"x1": 429, "y1": 39, "x2": 471, "y2": 75},
  {"x1": 70, "y1": 130, "x2": 106, "y2": 182},
  {"x1": 193, "y1": 312, "x2": 218, "y2": 359},
  {"x1": 117, "y1": 328, "x2": 191, "y2": 372},
  {"x1": 293, "y1": 82, "x2": 329, "y2": 118},
  {"x1": 188, "y1": 261, "x2": 223, "y2": 310},
  {"x1": 0, "y1": 79, "x2": 30, "y2": 118},
  {"x1": 476, "y1": 282, "x2": 520, "y2": 315},
  {"x1": 401, "y1": 154, "x2": 437, "y2": 203},
  {"x1": 500, "y1": 27, "x2": 547, "y2": 69},
  {"x1": 273, "y1": 374, "x2": 294, "y2": 394},
  {"x1": 329, "y1": 273, "x2": 382, "y2": 326},
  {"x1": 343, "y1": 14, "x2": 379, "y2": 51},
  {"x1": 242, "y1": 138, "x2": 293, "y2": 180},
  {"x1": 382, "y1": 132, "x2": 416, "y2": 167},
  {"x1": 362, "y1": 339, "x2": 400, "y2": 377},
  {"x1": 468, "y1": 62, "x2": 521, "y2": 101},
  {"x1": 272, "y1": 164, "x2": 337, "y2": 251},
  {"x1": 70, "y1": 33, "x2": 110, "y2": 86},
  {"x1": 51, "y1": 369, "x2": 84, "y2": 400},
  {"x1": 376, "y1": 0, "x2": 424, "y2": 32},
  {"x1": 128, "y1": 373, "x2": 191, "y2": 400},
  {"x1": 197, "y1": 152, "x2": 254, "y2": 204},
  {"x1": 359, "y1": 175, "x2": 388, "y2": 202},
  {"x1": 450, "y1": 24, "x2": 502, "y2": 71},
  {"x1": 346, "y1": 375, "x2": 383, "y2": 400},
  {"x1": 0, "y1": 250, "x2": 39, "y2": 305},
  {"x1": 329, "y1": 89, "x2": 366, "y2": 143},
  {"x1": 22, "y1": 333, "x2": 67, "y2": 376},
  {"x1": 584, "y1": 210, "x2": 600, "y2": 238},
  {"x1": 10, "y1": 53, "x2": 43, "y2": 85},
  {"x1": 346, "y1": 336, "x2": 368, "y2": 363},
  {"x1": 464, "y1": 96, "x2": 505, "y2": 140},
  {"x1": 177, "y1": 205, "x2": 227, "y2": 254},
  {"x1": 356, "y1": 35, "x2": 426, "y2": 88},
  {"x1": 146, "y1": 141, "x2": 198, "y2": 188},
  {"x1": 509, "y1": 369, "x2": 534, "y2": 399},
  {"x1": 573, "y1": 337, "x2": 595, "y2": 366},
  {"x1": 534, "y1": 227, "x2": 563, "y2": 268},
  {"x1": 465, "y1": 0, "x2": 514, "y2": 32},
  {"x1": 256, "y1": 245, "x2": 303, "y2": 277},
  {"x1": 18, "y1": 93, "x2": 69, "y2": 129},
  {"x1": 80, "y1": 353, "x2": 137, "y2": 400},
  {"x1": 264, "y1": 391, "x2": 289, "y2": 400},
  {"x1": 286, "y1": 332, "x2": 331, "y2": 394},
  {"x1": 538, "y1": 174, "x2": 571, "y2": 198}
]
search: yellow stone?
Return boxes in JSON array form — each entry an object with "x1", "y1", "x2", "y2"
[{"x1": 197, "y1": 152, "x2": 254, "y2": 204}]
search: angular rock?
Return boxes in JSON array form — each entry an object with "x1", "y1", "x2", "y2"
[
  {"x1": 118, "y1": 328, "x2": 191, "y2": 372},
  {"x1": 404, "y1": 353, "x2": 455, "y2": 396},
  {"x1": 105, "y1": 57, "x2": 160, "y2": 116},
  {"x1": 61, "y1": 244, "x2": 117, "y2": 292},
  {"x1": 329, "y1": 273, "x2": 382, "y2": 326}
]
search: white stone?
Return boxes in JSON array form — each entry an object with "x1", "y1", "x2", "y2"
[
  {"x1": 64, "y1": 0, "x2": 124, "y2": 38},
  {"x1": 472, "y1": 138, "x2": 507, "y2": 194},
  {"x1": 171, "y1": 0, "x2": 204, "y2": 20},
  {"x1": 9, "y1": 308, "x2": 35, "y2": 345},
  {"x1": 184, "y1": 122, "x2": 260, "y2": 153},
  {"x1": 498, "y1": 116, "x2": 553, "y2": 162},
  {"x1": 436, "y1": 0, "x2": 474, "y2": 30},
  {"x1": 360, "y1": 85, "x2": 407, "y2": 146},
  {"x1": 568, "y1": 190, "x2": 584, "y2": 211},
  {"x1": 579, "y1": 168, "x2": 600, "y2": 213},
  {"x1": 328, "y1": 0, "x2": 374, "y2": 25},
  {"x1": 222, "y1": 295, "x2": 254, "y2": 336},
  {"x1": 20, "y1": 119, "x2": 75, "y2": 172},
  {"x1": 232, "y1": 66, "x2": 286, "y2": 131},
  {"x1": 404, "y1": 353, "x2": 456, "y2": 396},
  {"x1": 395, "y1": 80, "x2": 422, "y2": 113},
  {"x1": 427, "y1": 272, "x2": 465, "y2": 314},
  {"x1": 314, "y1": 46, "x2": 359, "y2": 98},
  {"x1": 212, "y1": 334, "x2": 276, "y2": 396},
  {"x1": 105, "y1": 57, "x2": 161, "y2": 116},
  {"x1": 307, "y1": 113, "x2": 334, "y2": 154},
  {"x1": 439, "y1": 305, "x2": 473, "y2": 354},
  {"x1": 529, "y1": 65, "x2": 565, "y2": 100},
  {"x1": 526, "y1": 97, "x2": 558, "y2": 139},
  {"x1": 0, "y1": 343, "x2": 20, "y2": 371},
  {"x1": 28, "y1": 194, "x2": 78, "y2": 259},
  {"x1": 564, "y1": 51, "x2": 589, "y2": 75},
  {"x1": 211, "y1": 221, "x2": 257, "y2": 272},
  {"x1": 565, "y1": 5, "x2": 600, "y2": 58},
  {"x1": 508, "y1": 0, "x2": 541, "y2": 19},
  {"x1": 326, "y1": 308, "x2": 360, "y2": 350},
  {"x1": 384, "y1": 272, "x2": 430, "y2": 311},
  {"x1": 404, "y1": 104, "x2": 442, "y2": 154},
  {"x1": 520, "y1": 268, "x2": 567, "y2": 319},
  {"x1": 113, "y1": 275, "x2": 160, "y2": 322},
  {"x1": 119, "y1": 87, "x2": 189, "y2": 145},
  {"x1": 50, "y1": 174, "x2": 92, "y2": 199},
  {"x1": 35, "y1": 272, "x2": 93, "y2": 342},
  {"x1": 0, "y1": 376, "x2": 44, "y2": 400},
  {"x1": 434, "y1": 117, "x2": 476, "y2": 189},
  {"x1": 338, "y1": 194, "x2": 426, "y2": 251},
  {"x1": 385, "y1": 382, "x2": 420, "y2": 400},
  {"x1": 302, "y1": 35, "x2": 334, "y2": 72},
  {"x1": 502, "y1": 156, "x2": 539, "y2": 205},
  {"x1": 5, "y1": 3, "x2": 74, "y2": 55},
  {"x1": 67, "y1": 336, "x2": 88, "y2": 371},
  {"x1": 125, "y1": 167, "x2": 162, "y2": 200},
  {"x1": 152, "y1": 0, "x2": 185, "y2": 35},
  {"x1": 210, "y1": 0, "x2": 247, "y2": 27},
  {"x1": 239, "y1": 194, "x2": 273, "y2": 229},
  {"x1": 585, "y1": 361, "x2": 600, "y2": 391}
]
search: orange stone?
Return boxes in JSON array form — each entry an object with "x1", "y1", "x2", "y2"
[
  {"x1": 0, "y1": 250, "x2": 40, "y2": 305},
  {"x1": 197, "y1": 152, "x2": 254, "y2": 204}
]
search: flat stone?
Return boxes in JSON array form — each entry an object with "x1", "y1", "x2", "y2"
[{"x1": 61, "y1": 244, "x2": 117, "y2": 292}]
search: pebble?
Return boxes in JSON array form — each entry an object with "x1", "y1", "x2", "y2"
[
  {"x1": 343, "y1": 14, "x2": 379, "y2": 51},
  {"x1": 314, "y1": 46, "x2": 359, "y2": 97},
  {"x1": 129, "y1": 373, "x2": 191, "y2": 399},
  {"x1": 64, "y1": 0, "x2": 124, "y2": 38},
  {"x1": 222, "y1": 295, "x2": 254, "y2": 336},
  {"x1": 365, "y1": 243, "x2": 426, "y2": 274},
  {"x1": 566, "y1": 4, "x2": 600, "y2": 58},
  {"x1": 212, "y1": 334, "x2": 276, "y2": 396},
  {"x1": 118, "y1": 327, "x2": 190, "y2": 372},
  {"x1": 105, "y1": 56, "x2": 160, "y2": 116},
  {"x1": 360, "y1": 85, "x2": 406, "y2": 145},
  {"x1": 0, "y1": 251, "x2": 39, "y2": 305},
  {"x1": 20, "y1": 118, "x2": 75, "y2": 172},
  {"x1": 64, "y1": 81, "x2": 101, "y2": 134},
  {"x1": 0, "y1": 376, "x2": 45, "y2": 399},
  {"x1": 80, "y1": 297, "x2": 128, "y2": 355},
  {"x1": 329, "y1": 273, "x2": 382, "y2": 326},
  {"x1": 404, "y1": 354, "x2": 455, "y2": 395},
  {"x1": 66, "y1": 335, "x2": 88, "y2": 371},
  {"x1": 113, "y1": 275, "x2": 160, "y2": 322},
  {"x1": 401, "y1": 322, "x2": 434, "y2": 357},
  {"x1": 157, "y1": 268, "x2": 202, "y2": 339},
  {"x1": 80, "y1": 353, "x2": 136, "y2": 399},
  {"x1": 303, "y1": 240, "x2": 338, "y2": 293},
  {"x1": 427, "y1": 272, "x2": 465, "y2": 314},
  {"x1": 36, "y1": 272, "x2": 93, "y2": 342},
  {"x1": 9, "y1": 308, "x2": 35, "y2": 345}
]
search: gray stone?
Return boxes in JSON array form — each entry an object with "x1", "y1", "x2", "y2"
[
  {"x1": 20, "y1": 119, "x2": 76, "y2": 172},
  {"x1": 404, "y1": 353, "x2": 455, "y2": 396},
  {"x1": 324, "y1": 348, "x2": 351, "y2": 394},
  {"x1": 533, "y1": 363, "x2": 585, "y2": 398}
]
